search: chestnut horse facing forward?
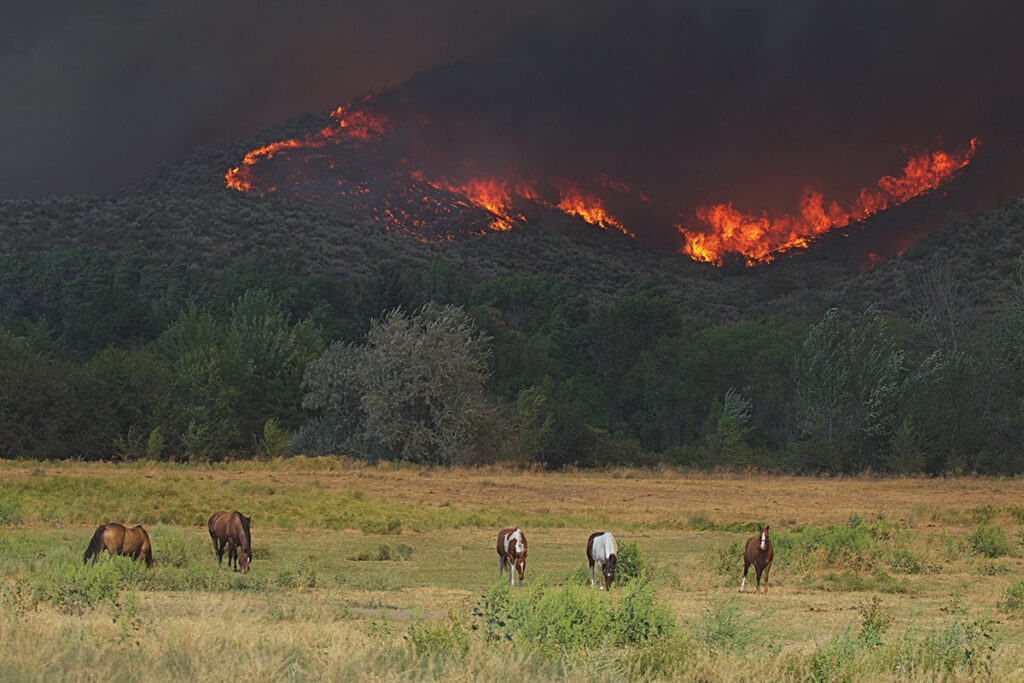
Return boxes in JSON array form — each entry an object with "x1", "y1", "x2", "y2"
[
  {"x1": 496, "y1": 527, "x2": 528, "y2": 586},
  {"x1": 83, "y1": 523, "x2": 153, "y2": 569},
  {"x1": 208, "y1": 511, "x2": 252, "y2": 572},
  {"x1": 740, "y1": 525, "x2": 773, "y2": 593}
]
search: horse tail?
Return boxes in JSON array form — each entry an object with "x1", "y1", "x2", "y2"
[
  {"x1": 83, "y1": 525, "x2": 106, "y2": 564},
  {"x1": 139, "y1": 527, "x2": 153, "y2": 569}
]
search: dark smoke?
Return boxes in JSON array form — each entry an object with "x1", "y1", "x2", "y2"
[
  {"x1": 365, "y1": 0, "x2": 1024, "y2": 246},
  {"x1": 0, "y1": 0, "x2": 565, "y2": 198},
  {"x1": 3, "y1": 0, "x2": 1022, "y2": 229}
]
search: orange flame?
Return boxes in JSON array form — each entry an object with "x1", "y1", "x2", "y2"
[
  {"x1": 224, "y1": 104, "x2": 389, "y2": 192},
  {"x1": 555, "y1": 183, "x2": 634, "y2": 236},
  {"x1": 680, "y1": 139, "x2": 978, "y2": 265}
]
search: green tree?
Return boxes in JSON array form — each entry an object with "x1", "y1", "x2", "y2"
[
  {"x1": 302, "y1": 303, "x2": 503, "y2": 464},
  {"x1": 0, "y1": 329, "x2": 119, "y2": 460},
  {"x1": 794, "y1": 308, "x2": 852, "y2": 444},
  {"x1": 793, "y1": 308, "x2": 905, "y2": 471}
]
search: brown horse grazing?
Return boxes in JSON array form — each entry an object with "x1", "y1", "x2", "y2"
[
  {"x1": 208, "y1": 511, "x2": 252, "y2": 572},
  {"x1": 496, "y1": 527, "x2": 528, "y2": 586},
  {"x1": 83, "y1": 523, "x2": 153, "y2": 569},
  {"x1": 740, "y1": 525, "x2": 773, "y2": 594}
]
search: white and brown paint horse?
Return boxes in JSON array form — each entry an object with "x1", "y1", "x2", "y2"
[
  {"x1": 496, "y1": 527, "x2": 528, "y2": 585},
  {"x1": 587, "y1": 531, "x2": 618, "y2": 590},
  {"x1": 740, "y1": 524, "x2": 774, "y2": 593}
]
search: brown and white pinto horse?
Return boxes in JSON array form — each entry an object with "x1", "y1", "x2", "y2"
[
  {"x1": 587, "y1": 531, "x2": 618, "y2": 590},
  {"x1": 496, "y1": 527, "x2": 528, "y2": 586},
  {"x1": 740, "y1": 524, "x2": 773, "y2": 593},
  {"x1": 82, "y1": 523, "x2": 153, "y2": 569},
  {"x1": 208, "y1": 511, "x2": 252, "y2": 573}
]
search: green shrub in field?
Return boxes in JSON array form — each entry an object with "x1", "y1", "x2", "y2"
[
  {"x1": 999, "y1": 578, "x2": 1024, "y2": 612},
  {"x1": 472, "y1": 578, "x2": 675, "y2": 655},
  {"x1": 856, "y1": 596, "x2": 892, "y2": 646},
  {"x1": 693, "y1": 595, "x2": 752, "y2": 651},
  {"x1": 406, "y1": 610, "x2": 469, "y2": 656},
  {"x1": 967, "y1": 524, "x2": 1015, "y2": 558},
  {"x1": 275, "y1": 555, "x2": 318, "y2": 588},
  {"x1": 912, "y1": 601, "x2": 996, "y2": 676},
  {"x1": 33, "y1": 555, "x2": 145, "y2": 613},
  {"x1": 808, "y1": 628, "x2": 863, "y2": 683},
  {"x1": 613, "y1": 541, "x2": 650, "y2": 584},
  {"x1": 887, "y1": 546, "x2": 921, "y2": 574}
]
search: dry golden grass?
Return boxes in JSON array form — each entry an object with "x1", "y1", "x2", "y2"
[{"x1": 4, "y1": 457, "x2": 1023, "y2": 527}]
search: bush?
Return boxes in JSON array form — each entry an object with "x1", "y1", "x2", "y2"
[
  {"x1": 968, "y1": 524, "x2": 1015, "y2": 558},
  {"x1": 857, "y1": 596, "x2": 892, "y2": 646},
  {"x1": 693, "y1": 596, "x2": 751, "y2": 651},
  {"x1": 999, "y1": 577, "x2": 1024, "y2": 613},
  {"x1": 472, "y1": 578, "x2": 675, "y2": 655},
  {"x1": 33, "y1": 555, "x2": 145, "y2": 613},
  {"x1": 915, "y1": 602, "x2": 995, "y2": 676},
  {"x1": 613, "y1": 541, "x2": 650, "y2": 585},
  {"x1": 405, "y1": 610, "x2": 469, "y2": 656}
]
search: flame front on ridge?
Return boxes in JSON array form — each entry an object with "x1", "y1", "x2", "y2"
[
  {"x1": 225, "y1": 98, "x2": 977, "y2": 265},
  {"x1": 678, "y1": 139, "x2": 978, "y2": 265}
]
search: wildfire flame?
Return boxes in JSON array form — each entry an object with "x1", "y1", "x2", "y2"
[
  {"x1": 225, "y1": 100, "x2": 634, "y2": 239},
  {"x1": 225, "y1": 96, "x2": 976, "y2": 263},
  {"x1": 224, "y1": 103, "x2": 389, "y2": 193},
  {"x1": 680, "y1": 139, "x2": 978, "y2": 265}
]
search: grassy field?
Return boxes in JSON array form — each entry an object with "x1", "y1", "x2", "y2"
[{"x1": 2, "y1": 458, "x2": 1024, "y2": 681}]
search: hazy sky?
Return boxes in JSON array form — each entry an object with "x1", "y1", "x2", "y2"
[{"x1": 2, "y1": 0, "x2": 1020, "y2": 201}]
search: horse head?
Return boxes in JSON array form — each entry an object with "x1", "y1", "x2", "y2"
[
  {"x1": 759, "y1": 525, "x2": 770, "y2": 550},
  {"x1": 603, "y1": 554, "x2": 617, "y2": 589},
  {"x1": 515, "y1": 536, "x2": 527, "y2": 583},
  {"x1": 238, "y1": 547, "x2": 251, "y2": 573}
]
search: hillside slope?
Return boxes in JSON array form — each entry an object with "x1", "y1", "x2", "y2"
[{"x1": 1, "y1": 111, "x2": 1022, "y2": 320}]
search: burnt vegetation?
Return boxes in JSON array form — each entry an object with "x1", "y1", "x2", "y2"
[{"x1": 1, "y1": 137, "x2": 1023, "y2": 471}]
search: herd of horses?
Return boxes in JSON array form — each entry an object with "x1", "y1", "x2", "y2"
[
  {"x1": 498, "y1": 525, "x2": 774, "y2": 593},
  {"x1": 83, "y1": 514, "x2": 774, "y2": 594},
  {"x1": 82, "y1": 511, "x2": 253, "y2": 573}
]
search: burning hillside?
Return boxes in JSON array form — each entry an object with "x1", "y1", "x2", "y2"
[
  {"x1": 221, "y1": 2, "x2": 1023, "y2": 268},
  {"x1": 225, "y1": 97, "x2": 979, "y2": 263}
]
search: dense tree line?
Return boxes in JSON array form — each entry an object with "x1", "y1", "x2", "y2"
[{"x1": 0, "y1": 244, "x2": 1021, "y2": 472}]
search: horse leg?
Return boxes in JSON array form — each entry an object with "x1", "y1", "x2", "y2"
[
  {"x1": 508, "y1": 558, "x2": 514, "y2": 586},
  {"x1": 589, "y1": 560, "x2": 595, "y2": 588},
  {"x1": 596, "y1": 562, "x2": 605, "y2": 590},
  {"x1": 498, "y1": 553, "x2": 504, "y2": 580},
  {"x1": 755, "y1": 564, "x2": 763, "y2": 593},
  {"x1": 740, "y1": 559, "x2": 750, "y2": 592},
  {"x1": 763, "y1": 563, "x2": 771, "y2": 594}
]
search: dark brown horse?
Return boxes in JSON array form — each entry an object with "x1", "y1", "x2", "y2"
[
  {"x1": 496, "y1": 527, "x2": 528, "y2": 586},
  {"x1": 740, "y1": 524, "x2": 773, "y2": 593},
  {"x1": 82, "y1": 523, "x2": 153, "y2": 569},
  {"x1": 208, "y1": 511, "x2": 252, "y2": 572}
]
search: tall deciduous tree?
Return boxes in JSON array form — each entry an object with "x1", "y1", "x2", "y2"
[
  {"x1": 302, "y1": 303, "x2": 502, "y2": 464},
  {"x1": 793, "y1": 307, "x2": 904, "y2": 470}
]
